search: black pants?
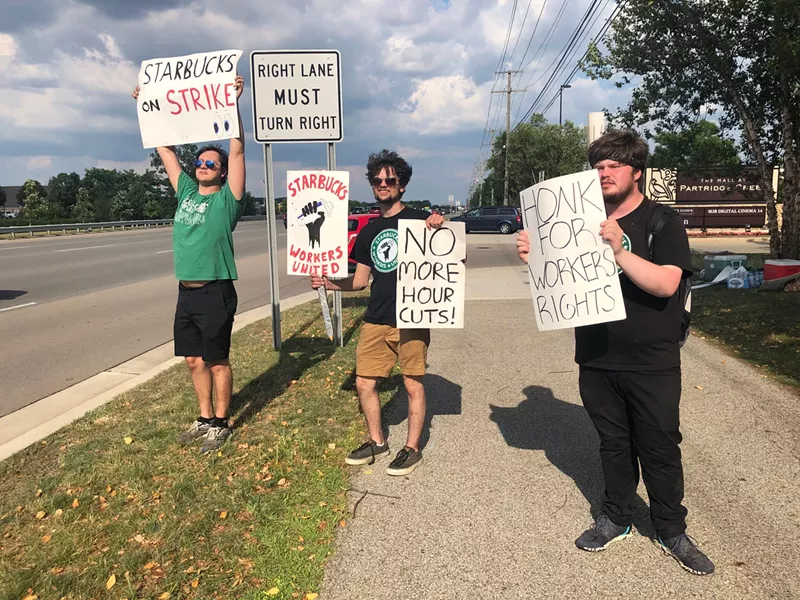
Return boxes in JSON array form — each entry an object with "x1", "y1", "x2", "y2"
[
  {"x1": 579, "y1": 367, "x2": 688, "y2": 538},
  {"x1": 174, "y1": 280, "x2": 238, "y2": 361}
]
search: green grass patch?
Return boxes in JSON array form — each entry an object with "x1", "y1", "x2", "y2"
[
  {"x1": 0, "y1": 294, "x2": 387, "y2": 600},
  {"x1": 690, "y1": 252, "x2": 800, "y2": 386}
]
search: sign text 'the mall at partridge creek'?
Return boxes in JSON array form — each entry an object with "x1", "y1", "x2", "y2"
[{"x1": 250, "y1": 50, "x2": 343, "y2": 143}]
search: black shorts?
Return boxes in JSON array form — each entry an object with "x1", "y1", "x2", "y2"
[{"x1": 174, "y1": 280, "x2": 238, "y2": 361}]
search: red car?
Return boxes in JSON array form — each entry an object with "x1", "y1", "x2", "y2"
[{"x1": 348, "y1": 213, "x2": 380, "y2": 272}]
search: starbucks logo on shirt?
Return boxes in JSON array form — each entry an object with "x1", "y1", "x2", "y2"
[
  {"x1": 371, "y1": 229, "x2": 399, "y2": 273},
  {"x1": 617, "y1": 232, "x2": 631, "y2": 274}
]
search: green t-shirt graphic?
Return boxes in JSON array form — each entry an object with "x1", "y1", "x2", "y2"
[{"x1": 173, "y1": 172, "x2": 244, "y2": 281}]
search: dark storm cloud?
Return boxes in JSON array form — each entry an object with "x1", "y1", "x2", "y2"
[
  {"x1": 73, "y1": 0, "x2": 193, "y2": 20},
  {"x1": 1, "y1": 0, "x2": 60, "y2": 33}
]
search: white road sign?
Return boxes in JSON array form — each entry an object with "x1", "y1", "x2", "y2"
[{"x1": 250, "y1": 50, "x2": 343, "y2": 143}]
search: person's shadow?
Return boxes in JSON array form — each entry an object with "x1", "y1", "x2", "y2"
[
  {"x1": 489, "y1": 385, "x2": 652, "y2": 536},
  {"x1": 0, "y1": 290, "x2": 27, "y2": 301},
  {"x1": 340, "y1": 372, "x2": 463, "y2": 450}
]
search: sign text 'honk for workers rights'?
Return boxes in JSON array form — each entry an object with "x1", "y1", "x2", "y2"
[
  {"x1": 396, "y1": 221, "x2": 466, "y2": 329},
  {"x1": 136, "y1": 49, "x2": 242, "y2": 148},
  {"x1": 519, "y1": 170, "x2": 626, "y2": 332}
]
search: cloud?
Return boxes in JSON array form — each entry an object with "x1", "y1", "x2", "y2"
[{"x1": 0, "y1": 0, "x2": 634, "y2": 206}]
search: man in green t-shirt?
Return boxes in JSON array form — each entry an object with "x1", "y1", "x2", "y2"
[{"x1": 132, "y1": 75, "x2": 246, "y2": 453}]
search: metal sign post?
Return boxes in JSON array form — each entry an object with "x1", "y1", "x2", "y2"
[
  {"x1": 251, "y1": 49, "x2": 344, "y2": 350},
  {"x1": 262, "y1": 144, "x2": 281, "y2": 350}
]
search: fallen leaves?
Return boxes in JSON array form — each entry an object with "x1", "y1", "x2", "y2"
[
  {"x1": 72, "y1": 498, "x2": 79, "y2": 508},
  {"x1": 277, "y1": 478, "x2": 288, "y2": 487},
  {"x1": 35, "y1": 489, "x2": 43, "y2": 498},
  {"x1": 695, "y1": 385, "x2": 704, "y2": 390},
  {"x1": 35, "y1": 511, "x2": 46, "y2": 520},
  {"x1": 54, "y1": 509, "x2": 63, "y2": 518},
  {"x1": 41, "y1": 534, "x2": 52, "y2": 543},
  {"x1": 267, "y1": 587, "x2": 280, "y2": 596},
  {"x1": 106, "y1": 573, "x2": 116, "y2": 590},
  {"x1": 219, "y1": 511, "x2": 228, "y2": 520},
  {"x1": 144, "y1": 562, "x2": 157, "y2": 570},
  {"x1": 158, "y1": 593, "x2": 171, "y2": 600},
  {"x1": 306, "y1": 594, "x2": 319, "y2": 600},
  {"x1": 327, "y1": 443, "x2": 336, "y2": 450},
  {"x1": 124, "y1": 437, "x2": 133, "y2": 445}
]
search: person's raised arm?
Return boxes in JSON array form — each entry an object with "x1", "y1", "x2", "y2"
[
  {"x1": 132, "y1": 86, "x2": 182, "y2": 193},
  {"x1": 227, "y1": 75, "x2": 246, "y2": 201}
]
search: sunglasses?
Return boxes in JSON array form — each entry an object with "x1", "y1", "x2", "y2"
[
  {"x1": 195, "y1": 159, "x2": 219, "y2": 170},
  {"x1": 370, "y1": 177, "x2": 398, "y2": 188}
]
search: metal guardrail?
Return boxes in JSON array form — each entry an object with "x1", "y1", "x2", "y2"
[{"x1": 0, "y1": 216, "x2": 266, "y2": 238}]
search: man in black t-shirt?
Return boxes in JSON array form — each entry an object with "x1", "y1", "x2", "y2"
[
  {"x1": 311, "y1": 150, "x2": 444, "y2": 476},
  {"x1": 516, "y1": 130, "x2": 714, "y2": 576}
]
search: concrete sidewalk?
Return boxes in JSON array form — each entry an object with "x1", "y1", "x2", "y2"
[{"x1": 321, "y1": 270, "x2": 800, "y2": 598}]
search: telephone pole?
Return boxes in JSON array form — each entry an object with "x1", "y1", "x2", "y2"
[{"x1": 493, "y1": 69, "x2": 525, "y2": 205}]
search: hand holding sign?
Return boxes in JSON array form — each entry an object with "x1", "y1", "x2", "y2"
[{"x1": 600, "y1": 218, "x2": 624, "y2": 255}]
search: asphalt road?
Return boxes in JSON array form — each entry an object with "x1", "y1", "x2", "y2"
[{"x1": 0, "y1": 225, "x2": 521, "y2": 417}]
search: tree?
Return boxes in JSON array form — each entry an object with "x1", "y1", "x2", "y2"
[
  {"x1": 47, "y1": 172, "x2": 81, "y2": 216},
  {"x1": 149, "y1": 144, "x2": 198, "y2": 215},
  {"x1": 650, "y1": 121, "x2": 742, "y2": 172},
  {"x1": 72, "y1": 188, "x2": 95, "y2": 222},
  {"x1": 583, "y1": 0, "x2": 800, "y2": 257},
  {"x1": 17, "y1": 179, "x2": 46, "y2": 207},
  {"x1": 482, "y1": 113, "x2": 587, "y2": 206}
]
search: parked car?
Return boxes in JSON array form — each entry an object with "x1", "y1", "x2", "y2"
[
  {"x1": 350, "y1": 206, "x2": 365, "y2": 214},
  {"x1": 368, "y1": 206, "x2": 382, "y2": 215},
  {"x1": 348, "y1": 213, "x2": 380, "y2": 272},
  {"x1": 450, "y1": 206, "x2": 521, "y2": 234}
]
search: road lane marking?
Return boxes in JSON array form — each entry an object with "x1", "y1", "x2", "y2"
[
  {"x1": 156, "y1": 249, "x2": 173, "y2": 254},
  {"x1": 53, "y1": 244, "x2": 114, "y2": 253},
  {"x1": 0, "y1": 246, "x2": 32, "y2": 250},
  {"x1": 0, "y1": 302, "x2": 37, "y2": 313}
]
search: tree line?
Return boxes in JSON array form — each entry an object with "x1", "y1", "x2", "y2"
[{"x1": 0, "y1": 144, "x2": 260, "y2": 225}]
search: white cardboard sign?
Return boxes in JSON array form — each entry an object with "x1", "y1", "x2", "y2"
[
  {"x1": 250, "y1": 50, "x2": 343, "y2": 143},
  {"x1": 286, "y1": 170, "x2": 349, "y2": 277},
  {"x1": 136, "y1": 49, "x2": 243, "y2": 148},
  {"x1": 519, "y1": 170, "x2": 626, "y2": 331},
  {"x1": 396, "y1": 221, "x2": 466, "y2": 329}
]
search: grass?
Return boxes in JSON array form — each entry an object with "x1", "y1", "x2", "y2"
[
  {"x1": 690, "y1": 252, "x2": 800, "y2": 386},
  {"x1": 0, "y1": 294, "x2": 391, "y2": 600}
]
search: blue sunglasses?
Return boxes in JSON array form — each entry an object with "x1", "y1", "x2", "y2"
[{"x1": 195, "y1": 159, "x2": 219, "y2": 170}]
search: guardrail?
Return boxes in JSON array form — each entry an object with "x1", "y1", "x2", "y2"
[{"x1": 0, "y1": 216, "x2": 267, "y2": 239}]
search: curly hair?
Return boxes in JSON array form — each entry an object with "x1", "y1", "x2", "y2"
[
  {"x1": 365, "y1": 149, "x2": 412, "y2": 188},
  {"x1": 588, "y1": 129, "x2": 648, "y2": 172},
  {"x1": 196, "y1": 144, "x2": 229, "y2": 184}
]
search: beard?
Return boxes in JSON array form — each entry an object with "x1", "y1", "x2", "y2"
[
  {"x1": 374, "y1": 190, "x2": 402, "y2": 204},
  {"x1": 602, "y1": 179, "x2": 636, "y2": 205}
]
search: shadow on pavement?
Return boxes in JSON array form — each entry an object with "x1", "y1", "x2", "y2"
[
  {"x1": 0, "y1": 290, "x2": 27, "y2": 301},
  {"x1": 490, "y1": 385, "x2": 653, "y2": 536}
]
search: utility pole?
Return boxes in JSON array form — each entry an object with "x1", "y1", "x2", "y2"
[
  {"x1": 493, "y1": 70, "x2": 525, "y2": 205},
  {"x1": 559, "y1": 84, "x2": 572, "y2": 128}
]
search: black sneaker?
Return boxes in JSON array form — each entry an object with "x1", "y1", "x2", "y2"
[
  {"x1": 199, "y1": 425, "x2": 232, "y2": 454},
  {"x1": 386, "y1": 446, "x2": 423, "y2": 476},
  {"x1": 575, "y1": 514, "x2": 633, "y2": 551},
  {"x1": 656, "y1": 533, "x2": 715, "y2": 575},
  {"x1": 177, "y1": 420, "x2": 211, "y2": 445},
  {"x1": 345, "y1": 440, "x2": 389, "y2": 465}
]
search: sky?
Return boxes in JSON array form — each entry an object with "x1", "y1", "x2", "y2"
[{"x1": 0, "y1": 0, "x2": 633, "y2": 204}]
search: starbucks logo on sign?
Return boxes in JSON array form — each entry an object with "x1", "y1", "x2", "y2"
[
  {"x1": 617, "y1": 232, "x2": 631, "y2": 274},
  {"x1": 371, "y1": 229, "x2": 399, "y2": 273}
]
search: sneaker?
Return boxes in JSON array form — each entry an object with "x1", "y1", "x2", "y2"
[
  {"x1": 575, "y1": 514, "x2": 633, "y2": 551},
  {"x1": 199, "y1": 425, "x2": 232, "y2": 454},
  {"x1": 177, "y1": 420, "x2": 211, "y2": 445},
  {"x1": 345, "y1": 439, "x2": 389, "y2": 465},
  {"x1": 655, "y1": 533, "x2": 715, "y2": 576},
  {"x1": 386, "y1": 446, "x2": 423, "y2": 476}
]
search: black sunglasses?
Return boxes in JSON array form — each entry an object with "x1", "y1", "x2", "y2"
[
  {"x1": 370, "y1": 177, "x2": 398, "y2": 187},
  {"x1": 195, "y1": 159, "x2": 219, "y2": 170}
]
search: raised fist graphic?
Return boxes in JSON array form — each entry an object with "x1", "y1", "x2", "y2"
[{"x1": 298, "y1": 199, "x2": 332, "y2": 249}]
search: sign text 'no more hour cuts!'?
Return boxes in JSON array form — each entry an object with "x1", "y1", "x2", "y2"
[
  {"x1": 519, "y1": 170, "x2": 626, "y2": 332},
  {"x1": 250, "y1": 50, "x2": 343, "y2": 143}
]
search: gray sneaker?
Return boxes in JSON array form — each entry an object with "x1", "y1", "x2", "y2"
[
  {"x1": 199, "y1": 425, "x2": 232, "y2": 453},
  {"x1": 345, "y1": 439, "x2": 390, "y2": 465},
  {"x1": 655, "y1": 533, "x2": 715, "y2": 576},
  {"x1": 386, "y1": 446, "x2": 423, "y2": 476},
  {"x1": 575, "y1": 514, "x2": 633, "y2": 551},
  {"x1": 177, "y1": 420, "x2": 211, "y2": 445}
]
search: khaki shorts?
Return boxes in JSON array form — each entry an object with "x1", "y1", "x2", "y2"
[{"x1": 356, "y1": 323, "x2": 430, "y2": 378}]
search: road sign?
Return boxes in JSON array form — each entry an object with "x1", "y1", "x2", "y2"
[
  {"x1": 250, "y1": 50, "x2": 343, "y2": 143},
  {"x1": 448, "y1": 194, "x2": 454, "y2": 205}
]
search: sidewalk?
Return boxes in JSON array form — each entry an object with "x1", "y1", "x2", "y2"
[{"x1": 321, "y1": 268, "x2": 800, "y2": 599}]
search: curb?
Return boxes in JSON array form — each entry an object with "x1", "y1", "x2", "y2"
[{"x1": 0, "y1": 291, "x2": 318, "y2": 462}]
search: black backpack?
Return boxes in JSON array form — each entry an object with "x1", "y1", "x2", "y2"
[{"x1": 647, "y1": 204, "x2": 692, "y2": 347}]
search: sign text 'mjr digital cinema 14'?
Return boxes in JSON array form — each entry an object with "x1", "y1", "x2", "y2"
[
  {"x1": 250, "y1": 50, "x2": 343, "y2": 143},
  {"x1": 136, "y1": 49, "x2": 243, "y2": 148}
]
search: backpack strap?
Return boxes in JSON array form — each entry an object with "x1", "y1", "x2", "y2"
[{"x1": 647, "y1": 203, "x2": 677, "y2": 263}]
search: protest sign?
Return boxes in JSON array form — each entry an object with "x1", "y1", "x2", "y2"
[
  {"x1": 519, "y1": 170, "x2": 626, "y2": 331},
  {"x1": 136, "y1": 49, "x2": 243, "y2": 148},
  {"x1": 396, "y1": 221, "x2": 466, "y2": 329},
  {"x1": 286, "y1": 170, "x2": 349, "y2": 277}
]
